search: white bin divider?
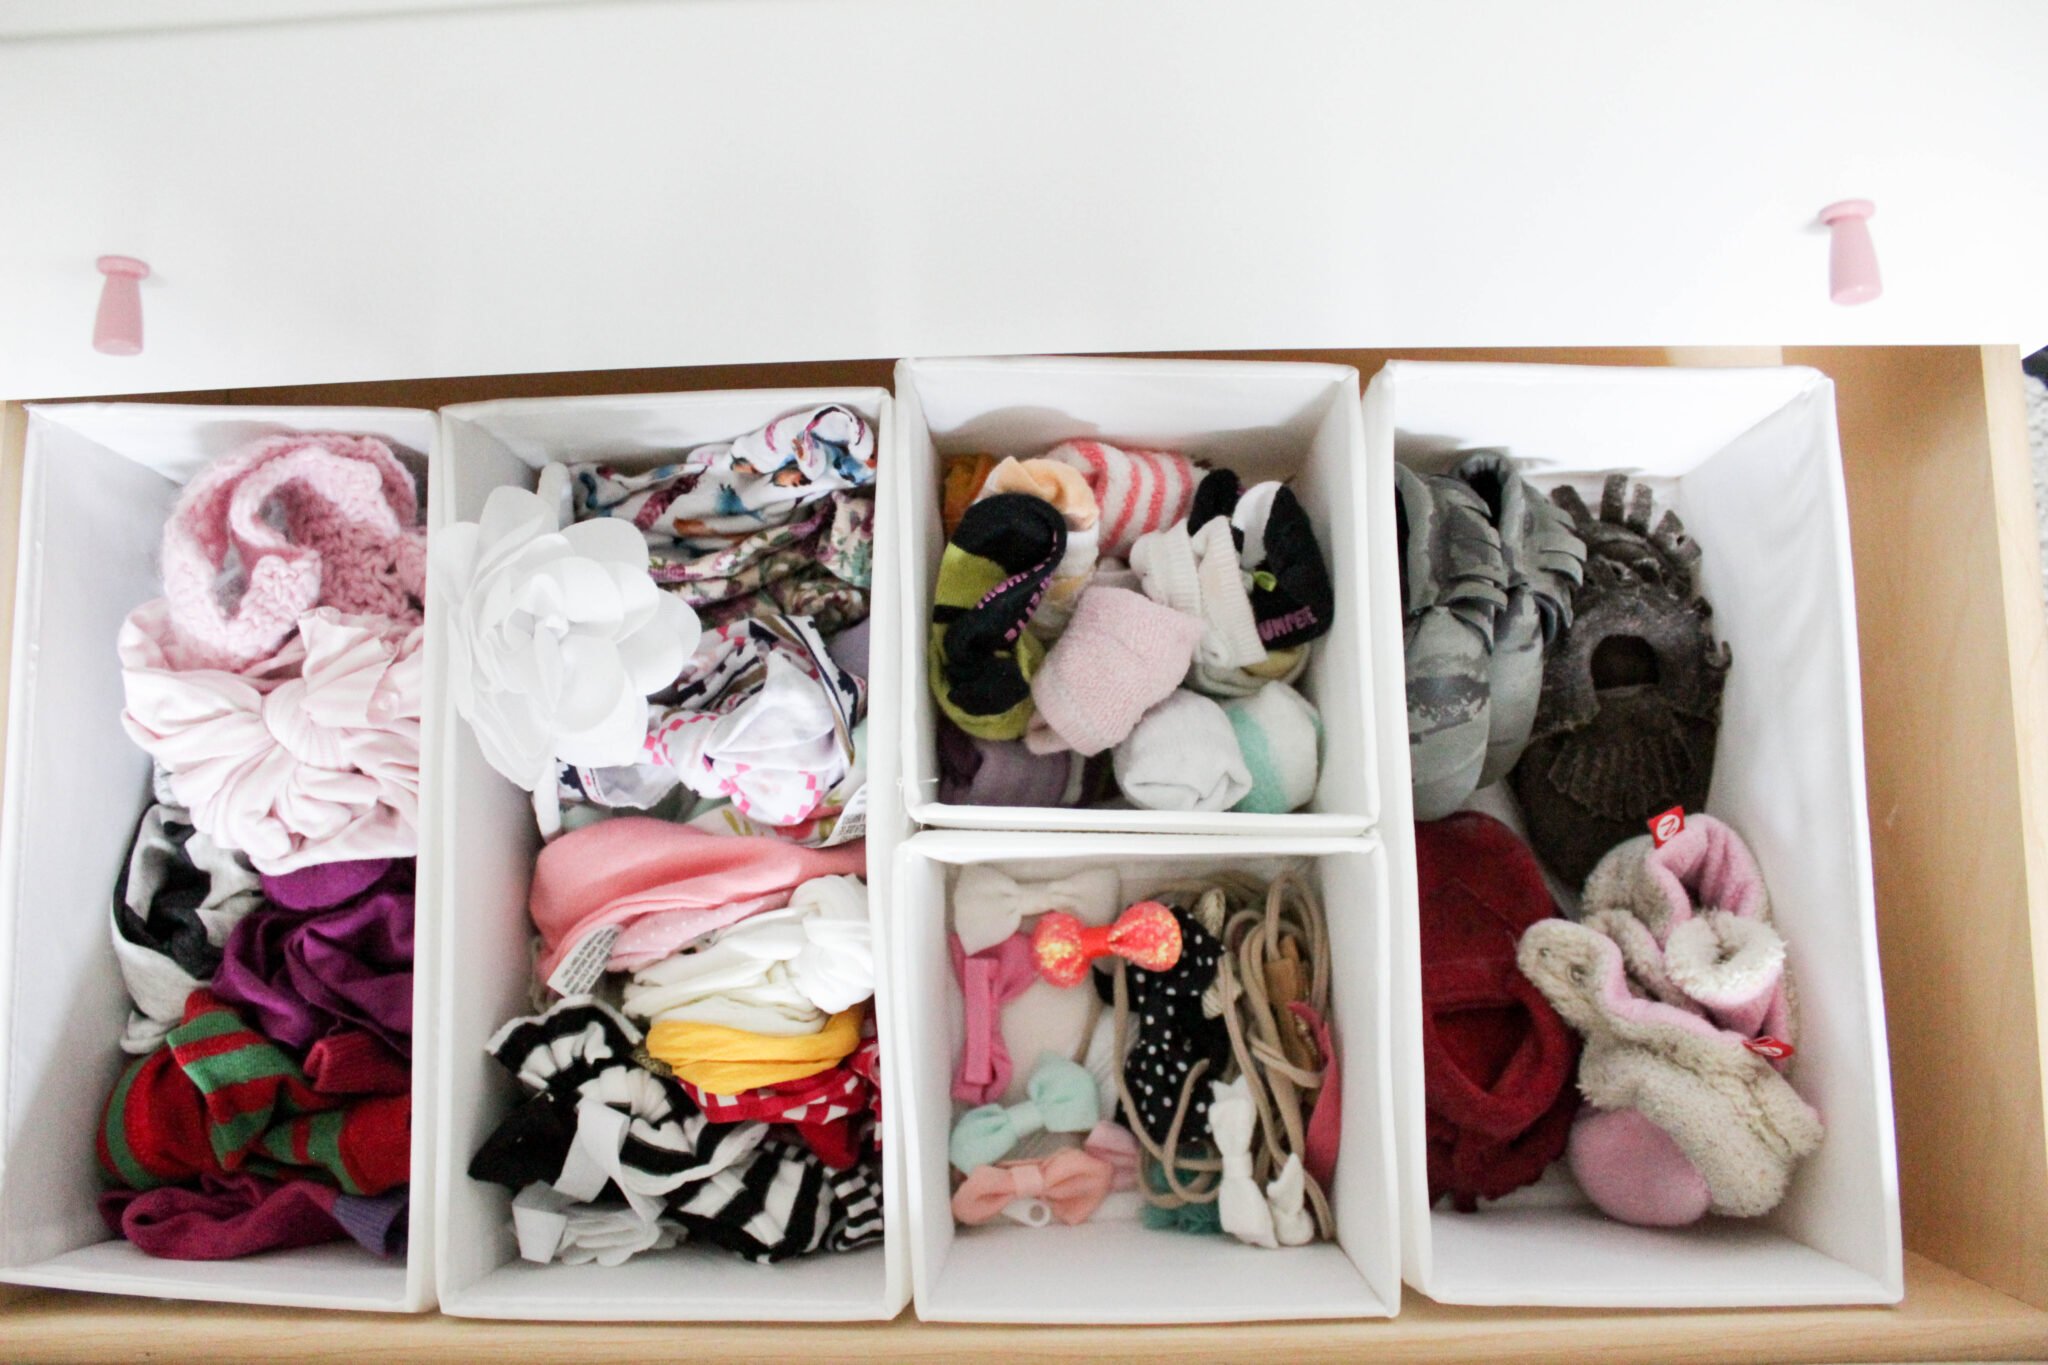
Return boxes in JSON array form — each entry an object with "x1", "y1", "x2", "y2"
[
  {"x1": 894, "y1": 828, "x2": 1399, "y2": 1324},
  {"x1": 894, "y1": 355, "x2": 1377, "y2": 836},
  {"x1": 1363, "y1": 362, "x2": 1902, "y2": 1308},
  {"x1": 0, "y1": 403, "x2": 440, "y2": 1311},
  {"x1": 428, "y1": 388, "x2": 909, "y2": 1321}
]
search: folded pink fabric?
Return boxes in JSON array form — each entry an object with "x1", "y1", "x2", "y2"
[
  {"x1": 949, "y1": 933, "x2": 1037, "y2": 1105},
  {"x1": 160, "y1": 432, "x2": 425, "y2": 671},
  {"x1": 120, "y1": 604, "x2": 422, "y2": 875},
  {"x1": 1025, "y1": 587, "x2": 1205, "y2": 756},
  {"x1": 530, "y1": 818, "x2": 867, "y2": 981}
]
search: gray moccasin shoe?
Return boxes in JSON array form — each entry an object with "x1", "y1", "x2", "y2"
[
  {"x1": 1397, "y1": 464, "x2": 1509, "y2": 820},
  {"x1": 1509, "y1": 475, "x2": 1731, "y2": 885},
  {"x1": 1448, "y1": 451, "x2": 1587, "y2": 787}
]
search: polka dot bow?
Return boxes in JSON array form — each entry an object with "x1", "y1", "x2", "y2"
[{"x1": 1030, "y1": 901, "x2": 1183, "y2": 988}]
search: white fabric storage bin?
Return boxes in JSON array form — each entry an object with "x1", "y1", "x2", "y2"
[
  {"x1": 1362, "y1": 362, "x2": 1902, "y2": 1307},
  {"x1": 0, "y1": 403, "x2": 439, "y2": 1311},
  {"x1": 429, "y1": 388, "x2": 909, "y2": 1321},
  {"x1": 894, "y1": 830, "x2": 1399, "y2": 1324},
  {"x1": 895, "y1": 356, "x2": 1376, "y2": 835}
]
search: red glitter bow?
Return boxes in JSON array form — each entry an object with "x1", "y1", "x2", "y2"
[{"x1": 1030, "y1": 901, "x2": 1182, "y2": 988}]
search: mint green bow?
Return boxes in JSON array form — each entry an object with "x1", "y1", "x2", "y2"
[{"x1": 950, "y1": 1054, "x2": 1100, "y2": 1171}]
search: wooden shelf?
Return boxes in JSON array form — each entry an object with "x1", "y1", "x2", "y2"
[{"x1": 0, "y1": 1253, "x2": 2039, "y2": 1363}]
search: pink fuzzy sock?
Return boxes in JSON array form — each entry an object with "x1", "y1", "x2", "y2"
[{"x1": 1568, "y1": 1107, "x2": 1713, "y2": 1227}]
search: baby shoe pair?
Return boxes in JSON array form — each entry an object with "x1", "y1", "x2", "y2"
[{"x1": 1518, "y1": 814, "x2": 1820, "y2": 1227}]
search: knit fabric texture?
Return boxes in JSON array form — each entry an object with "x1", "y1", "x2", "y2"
[
  {"x1": 1043, "y1": 439, "x2": 1199, "y2": 560},
  {"x1": 527, "y1": 819, "x2": 866, "y2": 982},
  {"x1": 1418, "y1": 812, "x2": 1581, "y2": 1211},
  {"x1": 100, "y1": 1172, "x2": 407, "y2": 1261},
  {"x1": 158, "y1": 432, "x2": 425, "y2": 672},
  {"x1": 111, "y1": 802, "x2": 265, "y2": 1055},
  {"x1": 1222, "y1": 682, "x2": 1322, "y2": 814},
  {"x1": 975, "y1": 456, "x2": 1102, "y2": 636},
  {"x1": 1024, "y1": 587, "x2": 1205, "y2": 757},
  {"x1": 211, "y1": 857, "x2": 414, "y2": 1060}
]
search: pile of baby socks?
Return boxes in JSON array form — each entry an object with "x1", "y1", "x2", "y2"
[
  {"x1": 441, "y1": 405, "x2": 890, "y2": 1269},
  {"x1": 933, "y1": 446, "x2": 1333, "y2": 813}
]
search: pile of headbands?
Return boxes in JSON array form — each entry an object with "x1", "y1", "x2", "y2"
[
  {"x1": 436, "y1": 404, "x2": 875, "y2": 846},
  {"x1": 931, "y1": 443, "x2": 1333, "y2": 813},
  {"x1": 946, "y1": 864, "x2": 1337, "y2": 1248},
  {"x1": 467, "y1": 820, "x2": 883, "y2": 1265},
  {"x1": 104, "y1": 431, "x2": 426, "y2": 1260},
  {"x1": 440, "y1": 405, "x2": 886, "y2": 1268}
]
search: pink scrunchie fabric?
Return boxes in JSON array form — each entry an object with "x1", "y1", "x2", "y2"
[
  {"x1": 120, "y1": 602, "x2": 422, "y2": 875},
  {"x1": 160, "y1": 433, "x2": 426, "y2": 671}
]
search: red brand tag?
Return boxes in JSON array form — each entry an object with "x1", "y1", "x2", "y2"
[
  {"x1": 1648, "y1": 806, "x2": 1686, "y2": 847},
  {"x1": 1744, "y1": 1037, "x2": 1796, "y2": 1060}
]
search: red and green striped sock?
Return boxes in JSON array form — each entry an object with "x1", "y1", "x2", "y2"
[{"x1": 100, "y1": 990, "x2": 408, "y2": 1197}]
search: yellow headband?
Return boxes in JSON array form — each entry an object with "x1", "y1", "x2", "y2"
[{"x1": 646, "y1": 1005, "x2": 864, "y2": 1093}]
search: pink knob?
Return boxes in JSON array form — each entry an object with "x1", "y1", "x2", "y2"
[
  {"x1": 1818, "y1": 201, "x2": 1880, "y2": 306},
  {"x1": 93, "y1": 255, "x2": 150, "y2": 356}
]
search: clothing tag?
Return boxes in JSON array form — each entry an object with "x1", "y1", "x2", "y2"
[
  {"x1": 1648, "y1": 806, "x2": 1686, "y2": 847},
  {"x1": 1743, "y1": 1036, "x2": 1796, "y2": 1060},
  {"x1": 823, "y1": 782, "x2": 869, "y2": 847},
  {"x1": 546, "y1": 925, "x2": 621, "y2": 997}
]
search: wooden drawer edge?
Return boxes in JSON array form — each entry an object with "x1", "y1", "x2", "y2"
[
  {"x1": 1786, "y1": 345, "x2": 2048, "y2": 1309},
  {"x1": 0, "y1": 1251, "x2": 2041, "y2": 1363}
]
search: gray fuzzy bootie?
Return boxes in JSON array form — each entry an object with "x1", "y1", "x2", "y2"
[{"x1": 1518, "y1": 918, "x2": 1822, "y2": 1221}]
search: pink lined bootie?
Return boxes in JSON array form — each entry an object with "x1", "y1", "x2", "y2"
[{"x1": 1578, "y1": 814, "x2": 1792, "y2": 1044}]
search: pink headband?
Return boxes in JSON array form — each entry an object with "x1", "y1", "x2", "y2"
[
  {"x1": 528, "y1": 818, "x2": 866, "y2": 982},
  {"x1": 950, "y1": 933, "x2": 1036, "y2": 1105},
  {"x1": 160, "y1": 432, "x2": 425, "y2": 670},
  {"x1": 120, "y1": 602, "x2": 422, "y2": 875}
]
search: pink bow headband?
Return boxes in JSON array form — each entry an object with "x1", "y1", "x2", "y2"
[
  {"x1": 951, "y1": 1148, "x2": 1113, "y2": 1227},
  {"x1": 950, "y1": 933, "x2": 1035, "y2": 1105}
]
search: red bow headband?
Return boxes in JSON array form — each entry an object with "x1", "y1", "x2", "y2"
[{"x1": 1030, "y1": 901, "x2": 1182, "y2": 988}]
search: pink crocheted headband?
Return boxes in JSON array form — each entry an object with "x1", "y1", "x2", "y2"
[{"x1": 160, "y1": 433, "x2": 426, "y2": 670}]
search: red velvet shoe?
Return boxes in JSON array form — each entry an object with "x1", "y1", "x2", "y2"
[{"x1": 1418, "y1": 812, "x2": 1581, "y2": 1211}]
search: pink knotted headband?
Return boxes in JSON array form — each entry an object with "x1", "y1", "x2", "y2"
[
  {"x1": 950, "y1": 933, "x2": 1036, "y2": 1105},
  {"x1": 160, "y1": 432, "x2": 426, "y2": 671},
  {"x1": 120, "y1": 603, "x2": 423, "y2": 875}
]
